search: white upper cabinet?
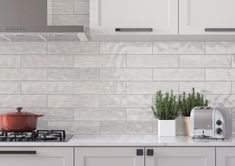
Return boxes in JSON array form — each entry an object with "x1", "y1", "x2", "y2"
[
  {"x1": 90, "y1": 0, "x2": 178, "y2": 35},
  {"x1": 180, "y1": 0, "x2": 235, "y2": 34}
]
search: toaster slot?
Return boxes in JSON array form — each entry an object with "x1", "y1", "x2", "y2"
[{"x1": 194, "y1": 110, "x2": 213, "y2": 130}]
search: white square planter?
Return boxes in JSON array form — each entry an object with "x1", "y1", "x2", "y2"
[{"x1": 158, "y1": 120, "x2": 176, "y2": 136}]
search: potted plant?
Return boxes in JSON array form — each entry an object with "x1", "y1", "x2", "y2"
[
  {"x1": 152, "y1": 90, "x2": 179, "y2": 136},
  {"x1": 178, "y1": 88, "x2": 208, "y2": 136}
]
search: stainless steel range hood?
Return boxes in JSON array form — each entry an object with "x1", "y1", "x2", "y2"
[{"x1": 0, "y1": 0, "x2": 88, "y2": 41}]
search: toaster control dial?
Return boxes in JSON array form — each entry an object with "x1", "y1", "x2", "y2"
[
  {"x1": 216, "y1": 128, "x2": 223, "y2": 135},
  {"x1": 216, "y1": 120, "x2": 222, "y2": 126}
]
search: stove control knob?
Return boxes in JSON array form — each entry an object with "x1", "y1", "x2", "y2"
[
  {"x1": 216, "y1": 128, "x2": 223, "y2": 135},
  {"x1": 216, "y1": 120, "x2": 222, "y2": 126}
]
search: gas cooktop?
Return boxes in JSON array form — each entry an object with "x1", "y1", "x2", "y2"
[{"x1": 0, "y1": 130, "x2": 73, "y2": 142}]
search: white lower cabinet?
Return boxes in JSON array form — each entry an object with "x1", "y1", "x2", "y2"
[
  {"x1": 0, "y1": 147, "x2": 73, "y2": 166},
  {"x1": 146, "y1": 147, "x2": 215, "y2": 166},
  {"x1": 216, "y1": 147, "x2": 235, "y2": 166},
  {"x1": 75, "y1": 147, "x2": 215, "y2": 166},
  {"x1": 75, "y1": 147, "x2": 144, "y2": 166}
]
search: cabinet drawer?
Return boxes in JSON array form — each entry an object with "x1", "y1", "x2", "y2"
[{"x1": 0, "y1": 147, "x2": 73, "y2": 166}]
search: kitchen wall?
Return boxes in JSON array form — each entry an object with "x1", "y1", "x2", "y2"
[{"x1": 0, "y1": 0, "x2": 234, "y2": 135}]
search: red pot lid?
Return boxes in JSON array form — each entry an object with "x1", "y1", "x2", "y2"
[{"x1": 2, "y1": 107, "x2": 43, "y2": 117}]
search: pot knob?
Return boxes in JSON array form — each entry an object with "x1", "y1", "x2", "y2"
[{"x1": 16, "y1": 107, "x2": 23, "y2": 112}]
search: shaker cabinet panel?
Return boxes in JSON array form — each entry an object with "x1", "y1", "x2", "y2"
[
  {"x1": 0, "y1": 147, "x2": 73, "y2": 166},
  {"x1": 75, "y1": 147, "x2": 144, "y2": 166},
  {"x1": 146, "y1": 147, "x2": 215, "y2": 166},
  {"x1": 180, "y1": 0, "x2": 235, "y2": 34},
  {"x1": 90, "y1": 0, "x2": 178, "y2": 35},
  {"x1": 216, "y1": 147, "x2": 235, "y2": 166}
]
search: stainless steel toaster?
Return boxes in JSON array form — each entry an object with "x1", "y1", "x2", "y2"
[{"x1": 190, "y1": 106, "x2": 232, "y2": 139}]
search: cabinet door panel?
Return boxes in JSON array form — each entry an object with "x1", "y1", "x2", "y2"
[
  {"x1": 146, "y1": 147, "x2": 215, "y2": 166},
  {"x1": 75, "y1": 147, "x2": 144, "y2": 166},
  {"x1": 90, "y1": 0, "x2": 178, "y2": 34},
  {"x1": 0, "y1": 147, "x2": 73, "y2": 166},
  {"x1": 180, "y1": 0, "x2": 235, "y2": 34},
  {"x1": 216, "y1": 147, "x2": 235, "y2": 166}
]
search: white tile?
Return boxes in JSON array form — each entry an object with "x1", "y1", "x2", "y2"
[
  {"x1": 206, "y1": 95, "x2": 235, "y2": 107},
  {"x1": 21, "y1": 81, "x2": 73, "y2": 94},
  {"x1": 0, "y1": 42, "x2": 47, "y2": 54},
  {"x1": 206, "y1": 42, "x2": 235, "y2": 54},
  {"x1": 21, "y1": 54, "x2": 74, "y2": 67},
  {"x1": 0, "y1": 68, "x2": 21, "y2": 80},
  {"x1": 74, "y1": 95, "x2": 100, "y2": 107},
  {"x1": 153, "y1": 42, "x2": 205, "y2": 54},
  {"x1": 231, "y1": 83, "x2": 235, "y2": 94},
  {"x1": 100, "y1": 95, "x2": 152, "y2": 107},
  {"x1": 48, "y1": 121, "x2": 100, "y2": 135},
  {"x1": 23, "y1": 107, "x2": 74, "y2": 121},
  {"x1": 48, "y1": 42, "x2": 99, "y2": 54},
  {"x1": 100, "y1": 121, "x2": 153, "y2": 135},
  {"x1": 74, "y1": 81, "x2": 126, "y2": 94},
  {"x1": 127, "y1": 82, "x2": 178, "y2": 94},
  {"x1": 48, "y1": 68, "x2": 74, "y2": 80},
  {"x1": 126, "y1": 95, "x2": 153, "y2": 107},
  {"x1": 100, "y1": 68, "x2": 152, "y2": 81},
  {"x1": 0, "y1": 55, "x2": 20, "y2": 67},
  {"x1": 231, "y1": 55, "x2": 235, "y2": 67},
  {"x1": 127, "y1": 55, "x2": 178, "y2": 67},
  {"x1": 0, "y1": 68, "x2": 47, "y2": 80},
  {"x1": 49, "y1": 1, "x2": 73, "y2": 14},
  {"x1": 127, "y1": 108, "x2": 154, "y2": 121},
  {"x1": 74, "y1": 108, "x2": 126, "y2": 121},
  {"x1": 153, "y1": 68, "x2": 205, "y2": 81},
  {"x1": 206, "y1": 69, "x2": 235, "y2": 81},
  {"x1": 179, "y1": 55, "x2": 231, "y2": 67},
  {"x1": 74, "y1": 0, "x2": 89, "y2": 14},
  {"x1": 100, "y1": 95, "x2": 126, "y2": 107},
  {"x1": 21, "y1": 68, "x2": 47, "y2": 80},
  {"x1": 48, "y1": 95, "x2": 74, "y2": 107},
  {"x1": 0, "y1": 95, "x2": 47, "y2": 107},
  {"x1": 0, "y1": 82, "x2": 20, "y2": 94},
  {"x1": 74, "y1": 68, "x2": 100, "y2": 80},
  {"x1": 101, "y1": 42, "x2": 152, "y2": 54},
  {"x1": 74, "y1": 54, "x2": 126, "y2": 68},
  {"x1": 179, "y1": 82, "x2": 231, "y2": 95},
  {"x1": 50, "y1": 14, "x2": 89, "y2": 28}
]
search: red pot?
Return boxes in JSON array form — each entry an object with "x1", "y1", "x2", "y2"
[{"x1": 0, "y1": 107, "x2": 43, "y2": 132}]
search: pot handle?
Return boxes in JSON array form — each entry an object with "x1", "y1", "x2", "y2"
[
  {"x1": 36, "y1": 114, "x2": 44, "y2": 118},
  {"x1": 16, "y1": 107, "x2": 23, "y2": 112}
]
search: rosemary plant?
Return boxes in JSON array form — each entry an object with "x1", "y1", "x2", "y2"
[
  {"x1": 178, "y1": 88, "x2": 208, "y2": 117},
  {"x1": 152, "y1": 90, "x2": 179, "y2": 120}
]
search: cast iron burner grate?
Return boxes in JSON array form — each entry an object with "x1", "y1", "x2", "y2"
[{"x1": 0, "y1": 130, "x2": 72, "y2": 142}]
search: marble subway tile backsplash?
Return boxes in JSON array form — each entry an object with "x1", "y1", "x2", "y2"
[{"x1": 0, "y1": 41, "x2": 235, "y2": 136}]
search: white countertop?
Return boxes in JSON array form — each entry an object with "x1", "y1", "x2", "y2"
[{"x1": 1, "y1": 135, "x2": 235, "y2": 147}]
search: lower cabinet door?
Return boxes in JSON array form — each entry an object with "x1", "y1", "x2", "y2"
[
  {"x1": 75, "y1": 147, "x2": 144, "y2": 166},
  {"x1": 0, "y1": 147, "x2": 73, "y2": 166},
  {"x1": 216, "y1": 147, "x2": 235, "y2": 166},
  {"x1": 146, "y1": 147, "x2": 215, "y2": 166}
]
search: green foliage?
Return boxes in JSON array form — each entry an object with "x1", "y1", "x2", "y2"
[
  {"x1": 152, "y1": 90, "x2": 179, "y2": 120},
  {"x1": 178, "y1": 88, "x2": 208, "y2": 117}
]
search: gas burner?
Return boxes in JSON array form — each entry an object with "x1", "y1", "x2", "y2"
[{"x1": 0, "y1": 130, "x2": 72, "y2": 142}]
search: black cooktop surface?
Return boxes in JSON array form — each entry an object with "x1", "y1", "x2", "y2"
[{"x1": 0, "y1": 130, "x2": 73, "y2": 142}]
